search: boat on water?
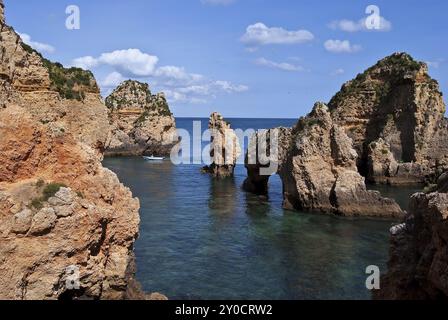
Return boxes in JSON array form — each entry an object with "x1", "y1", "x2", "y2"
[{"x1": 143, "y1": 155, "x2": 165, "y2": 161}]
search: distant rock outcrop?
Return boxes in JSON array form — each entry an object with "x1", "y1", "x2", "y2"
[
  {"x1": 329, "y1": 53, "x2": 448, "y2": 185},
  {"x1": 375, "y1": 172, "x2": 448, "y2": 300},
  {"x1": 0, "y1": 4, "x2": 143, "y2": 299},
  {"x1": 202, "y1": 112, "x2": 241, "y2": 178},
  {"x1": 105, "y1": 80, "x2": 177, "y2": 156}
]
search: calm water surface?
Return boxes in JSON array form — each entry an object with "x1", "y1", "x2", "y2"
[{"x1": 103, "y1": 118, "x2": 420, "y2": 300}]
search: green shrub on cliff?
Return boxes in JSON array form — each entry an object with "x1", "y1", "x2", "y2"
[
  {"x1": 30, "y1": 182, "x2": 67, "y2": 210},
  {"x1": 329, "y1": 53, "x2": 424, "y2": 110},
  {"x1": 20, "y1": 41, "x2": 98, "y2": 101},
  {"x1": 42, "y1": 183, "x2": 67, "y2": 201},
  {"x1": 42, "y1": 59, "x2": 98, "y2": 101}
]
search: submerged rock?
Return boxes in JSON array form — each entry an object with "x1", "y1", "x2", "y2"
[
  {"x1": 202, "y1": 112, "x2": 241, "y2": 178},
  {"x1": 376, "y1": 172, "x2": 448, "y2": 299},
  {"x1": 105, "y1": 80, "x2": 177, "y2": 156}
]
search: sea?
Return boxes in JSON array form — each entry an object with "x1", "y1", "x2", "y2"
[{"x1": 103, "y1": 118, "x2": 420, "y2": 300}]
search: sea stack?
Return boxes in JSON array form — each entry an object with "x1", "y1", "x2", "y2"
[
  {"x1": 244, "y1": 103, "x2": 403, "y2": 217},
  {"x1": 375, "y1": 172, "x2": 448, "y2": 299},
  {"x1": 243, "y1": 53, "x2": 448, "y2": 218},
  {"x1": 105, "y1": 80, "x2": 177, "y2": 156},
  {"x1": 279, "y1": 103, "x2": 402, "y2": 217},
  {"x1": 243, "y1": 127, "x2": 292, "y2": 195},
  {"x1": 329, "y1": 53, "x2": 448, "y2": 185},
  {"x1": 202, "y1": 112, "x2": 241, "y2": 178},
  {"x1": 0, "y1": 2, "x2": 141, "y2": 299}
]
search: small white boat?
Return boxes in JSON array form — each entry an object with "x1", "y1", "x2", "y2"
[{"x1": 143, "y1": 155, "x2": 165, "y2": 161}]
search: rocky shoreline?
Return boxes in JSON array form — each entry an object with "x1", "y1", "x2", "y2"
[
  {"x1": 1, "y1": 0, "x2": 447, "y2": 300},
  {"x1": 0, "y1": 2, "x2": 153, "y2": 300},
  {"x1": 375, "y1": 172, "x2": 448, "y2": 299}
]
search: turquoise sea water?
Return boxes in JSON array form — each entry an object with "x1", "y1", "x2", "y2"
[{"x1": 103, "y1": 118, "x2": 420, "y2": 300}]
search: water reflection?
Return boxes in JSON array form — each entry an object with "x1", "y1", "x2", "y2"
[
  {"x1": 208, "y1": 177, "x2": 238, "y2": 216},
  {"x1": 103, "y1": 156, "x2": 394, "y2": 300},
  {"x1": 368, "y1": 184, "x2": 421, "y2": 211}
]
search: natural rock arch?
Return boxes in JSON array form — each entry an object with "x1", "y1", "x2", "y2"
[{"x1": 243, "y1": 103, "x2": 403, "y2": 218}]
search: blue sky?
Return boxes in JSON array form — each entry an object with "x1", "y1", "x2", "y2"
[{"x1": 4, "y1": 0, "x2": 448, "y2": 118}]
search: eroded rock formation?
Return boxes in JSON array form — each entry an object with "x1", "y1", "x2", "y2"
[
  {"x1": 376, "y1": 172, "x2": 448, "y2": 300},
  {"x1": 105, "y1": 80, "x2": 177, "y2": 156},
  {"x1": 0, "y1": 1, "x2": 4, "y2": 25},
  {"x1": 244, "y1": 53, "x2": 448, "y2": 217},
  {"x1": 0, "y1": 4, "x2": 142, "y2": 299},
  {"x1": 243, "y1": 127, "x2": 291, "y2": 195},
  {"x1": 279, "y1": 103, "x2": 402, "y2": 217},
  {"x1": 202, "y1": 112, "x2": 241, "y2": 178},
  {"x1": 329, "y1": 53, "x2": 448, "y2": 185}
]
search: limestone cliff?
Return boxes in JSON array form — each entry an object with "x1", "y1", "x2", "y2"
[
  {"x1": 105, "y1": 80, "x2": 177, "y2": 156},
  {"x1": 244, "y1": 103, "x2": 402, "y2": 217},
  {"x1": 202, "y1": 112, "x2": 241, "y2": 178},
  {"x1": 243, "y1": 127, "x2": 292, "y2": 195},
  {"x1": 279, "y1": 103, "x2": 402, "y2": 217},
  {"x1": 329, "y1": 52, "x2": 448, "y2": 185},
  {"x1": 0, "y1": 1, "x2": 4, "y2": 25},
  {"x1": 244, "y1": 53, "x2": 447, "y2": 217},
  {"x1": 376, "y1": 172, "x2": 448, "y2": 299},
  {"x1": 0, "y1": 4, "x2": 142, "y2": 300}
]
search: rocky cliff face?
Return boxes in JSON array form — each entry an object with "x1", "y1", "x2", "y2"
[
  {"x1": 0, "y1": 1, "x2": 4, "y2": 25},
  {"x1": 243, "y1": 103, "x2": 402, "y2": 217},
  {"x1": 376, "y1": 172, "x2": 448, "y2": 300},
  {"x1": 244, "y1": 53, "x2": 447, "y2": 217},
  {"x1": 0, "y1": 4, "x2": 142, "y2": 299},
  {"x1": 202, "y1": 112, "x2": 241, "y2": 178},
  {"x1": 329, "y1": 53, "x2": 448, "y2": 185},
  {"x1": 279, "y1": 103, "x2": 402, "y2": 217},
  {"x1": 105, "y1": 80, "x2": 177, "y2": 156},
  {"x1": 243, "y1": 127, "x2": 292, "y2": 195}
]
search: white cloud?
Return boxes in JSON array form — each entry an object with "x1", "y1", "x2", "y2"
[
  {"x1": 72, "y1": 49, "x2": 158, "y2": 76},
  {"x1": 324, "y1": 40, "x2": 361, "y2": 54},
  {"x1": 329, "y1": 17, "x2": 392, "y2": 32},
  {"x1": 18, "y1": 33, "x2": 55, "y2": 54},
  {"x1": 201, "y1": 0, "x2": 235, "y2": 5},
  {"x1": 165, "y1": 80, "x2": 248, "y2": 104},
  {"x1": 241, "y1": 22, "x2": 314, "y2": 46},
  {"x1": 178, "y1": 85, "x2": 211, "y2": 95},
  {"x1": 100, "y1": 72, "x2": 126, "y2": 88},
  {"x1": 164, "y1": 90, "x2": 208, "y2": 104},
  {"x1": 255, "y1": 57, "x2": 304, "y2": 72},
  {"x1": 213, "y1": 80, "x2": 249, "y2": 93},
  {"x1": 73, "y1": 48, "x2": 248, "y2": 105},
  {"x1": 72, "y1": 56, "x2": 99, "y2": 70},
  {"x1": 98, "y1": 49, "x2": 159, "y2": 77},
  {"x1": 155, "y1": 66, "x2": 204, "y2": 84},
  {"x1": 331, "y1": 68, "x2": 345, "y2": 76}
]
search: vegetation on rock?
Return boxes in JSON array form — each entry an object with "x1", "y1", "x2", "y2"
[
  {"x1": 30, "y1": 182, "x2": 67, "y2": 210},
  {"x1": 20, "y1": 42, "x2": 99, "y2": 101}
]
